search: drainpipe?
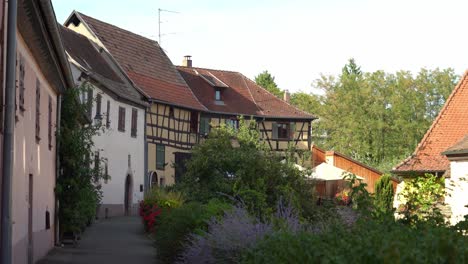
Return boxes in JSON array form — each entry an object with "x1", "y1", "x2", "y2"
[
  {"x1": 1, "y1": 0, "x2": 18, "y2": 262},
  {"x1": 144, "y1": 105, "x2": 149, "y2": 194},
  {"x1": 54, "y1": 95, "x2": 62, "y2": 245}
]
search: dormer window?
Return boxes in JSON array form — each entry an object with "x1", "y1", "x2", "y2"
[{"x1": 215, "y1": 89, "x2": 221, "y2": 101}]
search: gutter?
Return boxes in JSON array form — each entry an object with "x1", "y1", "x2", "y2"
[{"x1": 1, "y1": 0, "x2": 17, "y2": 263}]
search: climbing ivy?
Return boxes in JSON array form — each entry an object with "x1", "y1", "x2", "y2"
[{"x1": 56, "y1": 83, "x2": 107, "y2": 235}]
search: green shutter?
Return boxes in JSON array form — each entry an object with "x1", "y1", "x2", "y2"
[
  {"x1": 156, "y1": 144, "x2": 165, "y2": 170},
  {"x1": 200, "y1": 117, "x2": 211, "y2": 135},
  {"x1": 272, "y1": 122, "x2": 277, "y2": 139},
  {"x1": 290, "y1": 122, "x2": 296, "y2": 140}
]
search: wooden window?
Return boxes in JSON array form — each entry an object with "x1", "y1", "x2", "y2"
[
  {"x1": 272, "y1": 122, "x2": 295, "y2": 139},
  {"x1": 35, "y1": 79, "x2": 41, "y2": 141},
  {"x1": 106, "y1": 100, "x2": 111, "y2": 128},
  {"x1": 104, "y1": 160, "x2": 109, "y2": 184},
  {"x1": 169, "y1": 107, "x2": 175, "y2": 118},
  {"x1": 215, "y1": 89, "x2": 221, "y2": 101},
  {"x1": 48, "y1": 96, "x2": 52, "y2": 150},
  {"x1": 95, "y1": 94, "x2": 102, "y2": 119},
  {"x1": 200, "y1": 116, "x2": 211, "y2": 135},
  {"x1": 156, "y1": 144, "x2": 165, "y2": 170},
  {"x1": 94, "y1": 151, "x2": 100, "y2": 179},
  {"x1": 131, "y1": 108, "x2": 138, "y2": 137},
  {"x1": 18, "y1": 55, "x2": 25, "y2": 111},
  {"x1": 190, "y1": 111, "x2": 198, "y2": 133},
  {"x1": 87, "y1": 88, "x2": 93, "y2": 119},
  {"x1": 226, "y1": 118, "x2": 239, "y2": 130},
  {"x1": 118, "y1": 107, "x2": 125, "y2": 132}
]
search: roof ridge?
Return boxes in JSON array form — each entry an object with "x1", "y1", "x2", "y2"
[
  {"x1": 393, "y1": 70, "x2": 468, "y2": 171},
  {"x1": 241, "y1": 74, "x2": 316, "y2": 118},
  {"x1": 76, "y1": 11, "x2": 161, "y2": 46},
  {"x1": 177, "y1": 65, "x2": 240, "y2": 74}
]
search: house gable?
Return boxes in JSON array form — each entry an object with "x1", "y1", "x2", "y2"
[{"x1": 393, "y1": 71, "x2": 468, "y2": 174}]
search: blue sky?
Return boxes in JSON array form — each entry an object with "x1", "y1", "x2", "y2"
[{"x1": 52, "y1": 0, "x2": 468, "y2": 94}]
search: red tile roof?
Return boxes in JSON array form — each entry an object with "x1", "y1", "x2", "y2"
[
  {"x1": 178, "y1": 66, "x2": 316, "y2": 119},
  {"x1": 393, "y1": 71, "x2": 468, "y2": 173},
  {"x1": 73, "y1": 12, "x2": 206, "y2": 111}
]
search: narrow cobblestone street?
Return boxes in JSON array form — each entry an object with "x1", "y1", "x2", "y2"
[{"x1": 38, "y1": 216, "x2": 155, "y2": 264}]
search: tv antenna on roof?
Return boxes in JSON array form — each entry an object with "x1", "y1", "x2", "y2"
[{"x1": 158, "y1": 8, "x2": 179, "y2": 47}]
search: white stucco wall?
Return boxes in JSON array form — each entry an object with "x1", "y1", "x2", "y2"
[
  {"x1": 71, "y1": 64, "x2": 146, "y2": 216},
  {"x1": 12, "y1": 32, "x2": 58, "y2": 264},
  {"x1": 446, "y1": 160, "x2": 468, "y2": 225}
]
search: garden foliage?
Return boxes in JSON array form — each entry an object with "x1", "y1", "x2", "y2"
[
  {"x1": 177, "y1": 117, "x2": 316, "y2": 220},
  {"x1": 56, "y1": 83, "x2": 106, "y2": 234}
]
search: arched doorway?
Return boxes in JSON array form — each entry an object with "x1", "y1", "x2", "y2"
[
  {"x1": 124, "y1": 174, "x2": 133, "y2": 216},
  {"x1": 149, "y1": 171, "x2": 158, "y2": 189}
]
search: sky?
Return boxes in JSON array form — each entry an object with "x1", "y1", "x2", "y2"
[{"x1": 52, "y1": 0, "x2": 468, "y2": 94}]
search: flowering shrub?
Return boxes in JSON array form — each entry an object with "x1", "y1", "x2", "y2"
[
  {"x1": 334, "y1": 190, "x2": 351, "y2": 205},
  {"x1": 139, "y1": 201, "x2": 162, "y2": 232},
  {"x1": 139, "y1": 188, "x2": 185, "y2": 232}
]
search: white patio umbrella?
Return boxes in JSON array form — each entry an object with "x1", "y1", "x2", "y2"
[{"x1": 309, "y1": 162, "x2": 363, "y2": 181}]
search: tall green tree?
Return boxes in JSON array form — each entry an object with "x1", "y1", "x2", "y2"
[
  {"x1": 255, "y1": 70, "x2": 283, "y2": 98},
  {"x1": 374, "y1": 174, "x2": 395, "y2": 214},
  {"x1": 293, "y1": 59, "x2": 458, "y2": 171}
]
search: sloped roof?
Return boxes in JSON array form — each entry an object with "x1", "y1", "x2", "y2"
[
  {"x1": 443, "y1": 135, "x2": 468, "y2": 156},
  {"x1": 393, "y1": 71, "x2": 468, "y2": 173},
  {"x1": 60, "y1": 26, "x2": 146, "y2": 106},
  {"x1": 177, "y1": 66, "x2": 316, "y2": 119},
  {"x1": 69, "y1": 12, "x2": 206, "y2": 111}
]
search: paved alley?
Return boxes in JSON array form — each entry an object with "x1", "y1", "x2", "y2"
[{"x1": 38, "y1": 216, "x2": 155, "y2": 264}]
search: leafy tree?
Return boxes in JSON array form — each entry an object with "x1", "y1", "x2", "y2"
[
  {"x1": 56, "y1": 83, "x2": 107, "y2": 235},
  {"x1": 178, "y1": 117, "x2": 315, "y2": 220},
  {"x1": 255, "y1": 70, "x2": 283, "y2": 98},
  {"x1": 302, "y1": 59, "x2": 458, "y2": 171},
  {"x1": 374, "y1": 174, "x2": 395, "y2": 214}
]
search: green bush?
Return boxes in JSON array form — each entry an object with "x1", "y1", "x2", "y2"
[
  {"x1": 178, "y1": 117, "x2": 317, "y2": 221},
  {"x1": 154, "y1": 199, "x2": 231, "y2": 263},
  {"x1": 374, "y1": 174, "x2": 395, "y2": 214},
  {"x1": 144, "y1": 187, "x2": 185, "y2": 209},
  {"x1": 242, "y1": 219, "x2": 468, "y2": 264}
]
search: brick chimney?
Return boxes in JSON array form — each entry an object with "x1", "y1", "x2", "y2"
[
  {"x1": 182, "y1": 55, "x2": 192, "y2": 67},
  {"x1": 283, "y1": 90, "x2": 290, "y2": 103}
]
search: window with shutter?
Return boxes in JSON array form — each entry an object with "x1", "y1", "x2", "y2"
[
  {"x1": 131, "y1": 108, "x2": 138, "y2": 137},
  {"x1": 156, "y1": 144, "x2": 165, "y2": 170},
  {"x1": 87, "y1": 88, "x2": 93, "y2": 119},
  {"x1": 35, "y1": 79, "x2": 41, "y2": 142},
  {"x1": 95, "y1": 94, "x2": 102, "y2": 119},
  {"x1": 118, "y1": 107, "x2": 125, "y2": 132},
  {"x1": 48, "y1": 96, "x2": 52, "y2": 150},
  {"x1": 272, "y1": 122, "x2": 278, "y2": 139},
  {"x1": 190, "y1": 111, "x2": 198, "y2": 133},
  {"x1": 106, "y1": 100, "x2": 110, "y2": 128},
  {"x1": 290, "y1": 122, "x2": 296, "y2": 140},
  {"x1": 200, "y1": 117, "x2": 211, "y2": 135},
  {"x1": 18, "y1": 55, "x2": 25, "y2": 111},
  {"x1": 275, "y1": 122, "x2": 290, "y2": 139}
]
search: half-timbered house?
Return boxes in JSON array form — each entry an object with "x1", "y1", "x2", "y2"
[
  {"x1": 63, "y1": 11, "x2": 316, "y2": 187},
  {"x1": 60, "y1": 26, "x2": 148, "y2": 218}
]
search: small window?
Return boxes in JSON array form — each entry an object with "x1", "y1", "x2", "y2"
[
  {"x1": 190, "y1": 111, "x2": 198, "y2": 133},
  {"x1": 226, "y1": 118, "x2": 239, "y2": 130},
  {"x1": 131, "y1": 108, "x2": 138, "y2": 137},
  {"x1": 215, "y1": 89, "x2": 221, "y2": 101},
  {"x1": 272, "y1": 122, "x2": 295, "y2": 140},
  {"x1": 118, "y1": 107, "x2": 126, "y2": 132},
  {"x1": 156, "y1": 144, "x2": 165, "y2": 170},
  {"x1": 106, "y1": 100, "x2": 111, "y2": 128},
  {"x1": 169, "y1": 107, "x2": 174, "y2": 118},
  {"x1": 95, "y1": 94, "x2": 102, "y2": 119},
  {"x1": 200, "y1": 116, "x2": 211, "y2": 135},
  {"x1": 35, "y1": 79, "x2": 41, "y2": 142},
  {"x1": 48, "y1": 96, "x2": 52, "y2": 150}
]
